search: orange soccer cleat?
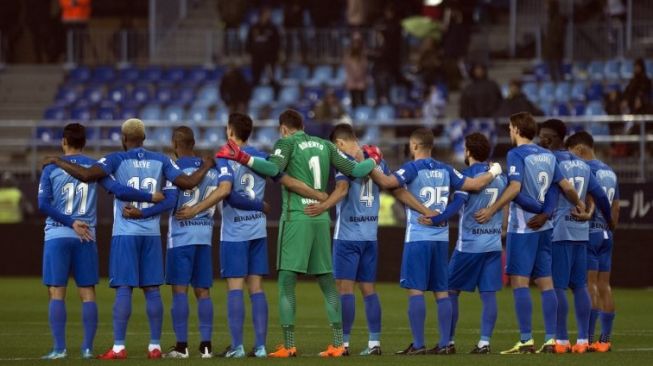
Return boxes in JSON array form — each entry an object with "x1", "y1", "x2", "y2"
[
  {"x1": 268, "y1": 345, "x2": 297, "y2": 358},
  {"x1": 572, "y1": 343, "x2": 589, "y2": 353},
  {"x1": 319, "y1": 345, "x2": 347, "y2": 357},
  {"x1": 590, "y1": 341, "x2": 612, "y2": 353},
  {"x1": 553, "y1": 342, "x2": 571, "y2": 354},
  {"x1": 96, "y1": 348, "x2": 127, "y2": 360}
]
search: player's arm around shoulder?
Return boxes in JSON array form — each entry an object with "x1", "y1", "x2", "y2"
[{"x1": 460, "y1": 162, "x2": 502, "y2": 192}]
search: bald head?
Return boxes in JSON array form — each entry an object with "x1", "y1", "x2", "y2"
[{"x1": 122, "y1": 118, "x2": 146, "y2": 143}]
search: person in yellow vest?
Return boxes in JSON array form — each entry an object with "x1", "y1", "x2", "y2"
[
  {"x1": 0, "y1": 172, "x2": 28, "y2": 223},
  {"x1": 59, "y1": 0, "x2": 92, "y2": 63}
]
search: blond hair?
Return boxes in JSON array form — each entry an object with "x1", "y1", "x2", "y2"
[{"x1": 121, "y1": 118, "x2": 146, "y2": 140}]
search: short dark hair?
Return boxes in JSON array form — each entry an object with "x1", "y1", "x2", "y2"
[
  {"x1": 172, "y1": 126, "x2": 195, "y2": 149},
  {"x1": 509, "y1": 112, "x2": 538, "y2": 140},
  {"x1": 329, "y1": 123, "x2": 357, "y2": 142},
  {"x1": 565, "y1": 131, "x2": 594, "y2": 149},
  {"x1": 63, "y1": 123, "x2": 86, "y2": 149},
  {"x1": 228, "y1": 113, "x2": 253, "y2": 141},
  {"x1": 279, "y1": 109, "x2": 304, "y2": 130},
  {"x1": 410, "y1": 127, "x2": 434, "y2": 149},
  {"x1": 540, "y1": 118, "x2": 567, "y2": 140},
  {"x1": 465, "y1": 132, "x2": 491, "y2": 162}
]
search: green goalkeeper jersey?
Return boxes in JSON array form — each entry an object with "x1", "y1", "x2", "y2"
[{"x1": 269, "y1": 131, "x2": 362, "y2": 221}]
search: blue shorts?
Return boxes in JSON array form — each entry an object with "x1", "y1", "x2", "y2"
[
  {"x1": 448, "y1": 250, "x2": 502, "y2": 292},
  {"x1": 506, "y1": 230, "x2": 553, "y2": 279},
  {"x1": 109, "y1": 236, "x2": 164, "y2": 288},
  {"x1": 552, "y1": 240, "x2": 588, "y2": 289},
  {"x1": 588, "y1": 231, "x2": 613, "y2": 272},
  {"x1": 333, "y1": 240, "x2": 377, "y2": 282},
  {"x1": 220, "y1": 238, "x2": 269, "y2": 278},
  {"x1": 43, "y1": 238, "x2": 98, "y2": 287},
  {"x1": 166, "y1": 245, "x2": 213, "y2": 288},
  {"x1": 400, "y1": 241, "x2": 449, "y2": 292}
]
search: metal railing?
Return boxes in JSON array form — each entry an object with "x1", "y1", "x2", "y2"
[{"x1": 1, "y1": 116, "x2": 651, "y2": 182}]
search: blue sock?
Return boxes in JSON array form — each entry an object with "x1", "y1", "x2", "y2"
[
  {"x1": 113, "y1": 287, "x2": 132, "y2": 345},
  {"x1": 513, "y1": 287, "x2": 532, "y2": 341},
  {"x1": 341, "y1": 294, "x2": 355, "y2": 343},
  {"x1": 436, "y1": 297, "x2": 453, "y2": 348},
  {"x1": 480, "y1": 292, "x2": 497, "y2": 341},
  {"x1": 197, "y1": 297, "x2": 213, "y2": 343},
  {"x1": 555, "y1": 288, "x2": 569, "y2": 341},
  {"x1": 600, "y1": 312, "x2": 615, "y2": 342},
  {"x1": 144, "y1": 288, "x2": 163, "y2": 345},
  {"x1": 449, "y1": 293, "x2": 459, "y2": 343},
  {"x1": 250, "y1": 292, "x2": 267, "y2": 347},
  {"x1": 171, "y1": 293, "x2": 189, "y2": 343},
  {"x1": 48, "y1": 299, "x2": 66, "y2": 352},
  {"x1": 589, "y1": 308, "x2": 600, "y2": 343},
  {"x1": 541, "y1": 289, "x2": 558, "y2": 342},
  {"x1": 408, "y1": 295, "x2": 425, "y2": 349},
  {"x1": 81, "y1": 301, "x2": 97, "y2": 351},
  {"x1": 363, "y1": 293, "x2": 381, "y2": 342},
  {"x1": 573, "y1": 287, "x2": 591, "y2": 340},
  {"x1": 227, "y1": 289, "x2": 244, "y2": 348}
]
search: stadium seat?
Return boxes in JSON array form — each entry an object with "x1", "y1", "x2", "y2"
[
  {"x1": 140, "y1": 104, "x2": 161, "y2": 120},
  {"x1": 131, "y1": 85, "x2": 152, "y2": 105},
  {"x1": 91, "y1": 66, "x2": 115, "y2": 83},
  {"x1": 43, "y1": 106, "x2": 66, "y2": 120},
  {"x1": 533, "y1": 62, "x2": 549, "y2": 81},
  {"x1": 571, "y1": 101, "x2": 586, "y2": 116},
  {"x1": 251, "y1": 86, "x2": 275, "y2": 107},
  {"x1": 154, "y1": 84, "x2": 177, "y2": 105},
  {"x1": 140, "y1": 65, "x2": 163, "y2": 83},
  {"x1": 196, "y1": 85, "x2": 219, "y2": 107},
  {"x1": 284, "y1": 64, "x2": 310, "y2": 84},
  {"x1": 82, "y1": 86, "x2": 104, "y2": 106},
  {"x1": 69, "y1": 66, "x2": 91, "y2": 83},
  {"x1": 203, "y1": 127, "x2": 226, "y2": 145},
  {"x1": 604, "y1": 59, "x2": 621, "y2": 80},
  {"x1": 36, "y1": 127, "x2": 62, "y2": 143},
  {"x1": 162, "y1": 67, "x2": 186, "y2": 83},
  {"x1": 119, "y1": 66, "x2": 140, "y2": 83},
  {"x1": 177, "y1": 86, "x2": 196, "y2": 106},
  {"x1": 278, "y1": 85, "x2": 300, "y2": 107},
  {"x1": 307, "y1": 65, "x2": 333, "y2": 86},
  {"x1": 554, "y1": 82, "x2": 571, "y2": 103},
  {"x1": 119, "y1": 106, "x2": 138, "y2": 120},
  {"x1": 303, "y1": 86, "x2": 324, "y2": 103},
  {"x1": 390, "y1": 85, "x2": 408, "y2": 104},
  {"x1": 552, "y1": 102, "x2": 571, "y2": 116},
  {"x1": 620, "y1": 60, "x2": 633, "y2": 79},
  {"x1": 107, "y1": 85, "x2": 127, "y2": 104},
  {"x1": 214, "y1": 108, "x2": 229, "y2": 124},
  {"x1": 538, "y1": 82, "x2": 556, "y2": 103},
  {"x1": 187, "y1": 66, "x2": 209, "y2": 84},
  {"x1": 55, "y1": 86, "x2": 80, "y2": 106},
  {"x1": 162, "y1": 104, "x2": 185, "y2": 122},
  {"x1": 359, "y1": 126, "x2": 381, "y2": 145},
  {"x1": 149, "y1": 127, "x2": 172, "y2": 144},
  {"x1": 588, "y1": 61, "x2": 604, "y2": 81},
  {"x1": 328, "y1": 66, "x2": 347, "y2": 87},
  {"x1": 571, "y1": 82, "x2": 587, "y2": 101},
  {"x1": 646, "y1": 59, "x2": 653, "y2": 78},
  {"x1": 572, "y1": 62, "x2": 588, "y2": 80},
  {"x1": 255, "y1": 127, "x2": 279, "y2": 147},
  {"x1": 353, "y1": 106, "x2": 375, "y2": 123},
  {"x1": 585, "y1": 101, "x2": 606, "y2": 116},
  {"x1": 523, "y1": 82, "x2": 539, "y2": 102},
  {"x1": 537, "y1": 100, "x2": 553, "y2": 115},
  {"x1": 189, "y1": 107, "x2": 208, "y2": 122},
  {"x1": 587, "y1": 82, "x2": 604, "y2": 102},
  {"x1": 70, "y1": 106, "x2": 91, "y2": 121},
  {"x1": 96, "y1": 106, "x2": 116, "y2": 120},
  {"x1": 375, "y1": 105, "x2": 396, "y2": 121}
]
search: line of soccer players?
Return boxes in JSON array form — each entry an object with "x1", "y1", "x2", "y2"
[{"x1": 38, "y1": 109, "x2": 618, "y2": 359}]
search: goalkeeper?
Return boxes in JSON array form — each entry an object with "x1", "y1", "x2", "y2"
[{"x1": 216, "y1": 110, "x2": 381, "y2": 358}]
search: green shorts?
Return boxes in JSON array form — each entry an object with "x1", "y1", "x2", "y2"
[{"x1": 277, "y1": 220, "x2": 332, "y2": 275}]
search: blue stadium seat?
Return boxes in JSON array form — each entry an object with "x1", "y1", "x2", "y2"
[
  {"x1": 188, "y1": 107, "x2": 208, "y2": 122},
  {"x1": 119, "y1": 66, "x2": 140, "y2": 83},
  {"x1": 248, "y1": 105, "x2": 261, "y2": 120},
  {"x1": 196, "y1": 85, "x2": 219, "y2": 107},
  {"x1": 140, "y1": 104, "x2": 161, "y2": 120},
  {"x1": 43, "y1": 106, "x2": 66, "y2": 120},
  {"x1": 533, "y1": 62, "x2": 549, "y2": 81},
  {"x1": 606, "y1": 82, "x2": 622, "y2": 93},
  {"x1": 537, "y1": 100, "x2": 553, "y2": 115},
  {"x1": 96, "y1": 106, "x2": 116, "y2": 120},
  {"x1": 203, "y1": 127, "x2": 226, "y2": 145},
  {"x1": 131, "y1": 85, "x2": 152, "y2": 105},
  {"x1": 390, "y1": 85, "x2": 408, "y2": 104},
  {"x1": 571, "y1": 82, "x2": 587, "y2": 101},
  {"x1": 328, "y1": 66, "x2": 346, "y2": 87},
  {"x1": 278, "y1": 85, "x2": 300, "y2": 107},
  {"x1": 572, "y1": 62, "x2": 588, "y2": 80},
  {"x1": 155, "y1": 84, "x2": 177, "y2": 105},
  {"x1": 501, "y1": 83, "x2": 510, "y2": 98},
  {"x1": 646, "y1": 59, "x2": 653, "y2": 79},
  {"x1": 162, "y1": 104, "x2": 185, "y2": 122},
  {"x1": 107, "y1": 85, "x2": 127, "y2": 104},
  {"x1": 82, "y1": 86, "x2": 104, "y2": 106},
  {"x1": 359, "y1": 126, "x2": 380, "y2": 145},
  {"x1": 552, "y1": 102, "x2": 570, "y2": 116},
  {"x1": 69, "y1": 66, "x2": 91, "y2": 83},
  {"x1": 92, "y1": 66, "x2": 115, "y2": 83},
  {"x1": 215, "y1": 109, "x2": 229, "y2": 124},
  {"x1": 36, "y1": 127, "x2": 61, "y2": 143},
  {"x1": 353, "y1": 106, "x2": 375, "y2": 122},
  {"x1": 375, "y1": 105, "x2": 395, "y2": 121},
  {"x1": 70, "y1": 106, "x2": 91, "y2": 121},
  {"x1": 523, "y1": 82, "x2": 539, "y2": 102},
  {"x1": 588, "y1": 61, "x2": 604, "y2": 81},
  {"x1": 55, "y1": 86, "x2": 80, "y2": 106},
  {"x1": 538, "y1": 82, "x2": 556, "y2": 103},
  {"x1": 563, "y1": 62, "x2": 572, "y2": 80},
  {"x1": 149, "y1": 127, "x2": 172, "y2": 144},
  {"x1": 620, "y1": 60, "x2": 634, "y2": 79},
  {"x1": 307, "y1": 65, "x2": 333, "y2": 86},
  {"x1": 284, "y1": 64, "x2": 310, "y2": 84},
  {"x1": 255, "y1": 127, "x2": 278, "y2": 147},
  {"x1": 140, "y1": 66, "x2": 163, "y2": 83},
  {"x1": 120, "y1": 106, "x2": 138, "y2": 120},
  {"x1": 585, "y1": 101, "x2": 606, "y2": 116},
  {"x1": 303, "y1": 86, "x2": 324, "y2": 103},
  {"x1": 251, "y1": 86, "x2": 275, "y2": 107},
  {"x1": 163, "y1": 67, "x2": 186, "y2": 83},
  {"x1": 187, "y1": 67, "x2": 209, "y2": 84},
  {"x1": 604, "y1": 59, "x2": 621, "y2": 80},
  {"x1": 554, "y1": 82, "x2": 571, "y2": 103},
  {"x1": 206, "y1": 67, "x2": 226, "y2": 82},
  {"x1": 587, "y1": 82, "x2": 604, "y2": 102},
  {"x1": 177, "y1": 86, "x2": 196, "y2": 106},
  {"x1": 571, "y1": 101, "x2": 585, "y2": 116}
]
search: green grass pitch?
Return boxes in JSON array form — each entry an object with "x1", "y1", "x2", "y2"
[{"x1": 0, "y1": 278, "x2": 652, "y2": 365}]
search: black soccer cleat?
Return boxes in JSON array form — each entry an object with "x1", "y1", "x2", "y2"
[
  {"x1": 396, "y1": 343, "x2": 426, "y2": 355},
  {"x1": 427, "y1": 344, "x2": 456, "y2": 355},
  {"x1": 470, "y1": 345, "x2": 491, "y2": 354}
]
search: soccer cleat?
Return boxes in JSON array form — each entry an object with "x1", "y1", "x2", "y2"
[
  {"x1": 147, "y1": 348, "x2": 162, "y2": 359},
  {"x1": 554, "y1": 342, "x2": 571, "y2": 354},
  {"x1": 395, "y1": 343, "x2": 426, "y2": 355},
  {"x1": 163, "y1": 346, "x2": 189, "y2": 359},
  {"x1": 572, "y1": 343, "x2": 589, "y2": 353},
  {"x1": 216, "y1": 346, "x2": 231, "y2": 357},
  {"x1": 591, "y1": 341, "x2": 611, "y2": 353},
  {"x1": 225, "y1": 345, "x2": 246, "y2": 358},
  {"x1": 359, "y1": 346, "x2": 382, "y2": 356},
  {"x1": 80, "y1": 349, "x2": 93, "y2": 359},
  {"x1": 427, "y1": 345, "x2": 455, "y2": 355},
  {"x1": 470, "y1": 345, "x2": 491, "y2": 354},
  {"x1": 318, "y1": 345, "x2": 347, "y2": 357},
  {"x1": 500, "y1": 339, "x2": 535, "y2": 354},
  {"x1": 268, "y1": 345, "x2": 297, "y2": 358},
  {"x1": 97, "y1": 348, "x2": 127, "y2": 360},
  {"x1": 199, "y1": 342, "x2": 213, "y2": 358},
  {"x1": 41, "y1": 349, "x2": 67, "y2": 359},
  {"x1": 537, "y1": 339, "x2": 556, "y2": 354},
  {"x1": 247, "y1": 345, "x2": 268, "y2": 358},
  {"x1": 342, "y1": 347, "x2": 350, "y2": 356}
]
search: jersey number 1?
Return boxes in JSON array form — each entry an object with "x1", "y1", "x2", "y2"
[{"x1": 308, "y1": 156, "x2": 322, "y2": 189}]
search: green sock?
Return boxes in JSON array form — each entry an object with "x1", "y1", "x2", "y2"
[
  {"x1": 278, "y1": 270, "x2": 297, "y2": 348},
  {"x1": 317, "y1": 273, "x2": 343, "y2": 346}
]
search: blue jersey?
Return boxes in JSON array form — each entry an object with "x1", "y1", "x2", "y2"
[
  {"x1": 97, "y1": 147, "x2": 183, "y2": 236},
  {"x1": 506, "y1": 143, "x2": 562, "y2": 234},
  {"x1": 455, "y1": 163, "x2": 507, "y2": 253},
  {"x1": 394, "y1": 158, "x2": 466, "y2": 243},
  {"x1": 167, "y1": 156, "x2": 219, "y2": 248},
  {"x1": 552, "y1": 150, "x2": 596, "y2": 242},
  {"x1": 38, "y1": 155, "x2": 98, "y2": 241},
  {"x1": 218, "y1": 146, "x2": 268, "y2": 242},
  {"x1": 587, "y1": 159, "x2": 619, "y2": 233},
  {"x1": 334, "y1": 156, "x2": 390, "y2": 242}
]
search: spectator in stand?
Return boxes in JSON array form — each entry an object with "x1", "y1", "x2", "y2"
[
  {"x1": 347, "y1": 0, "x2": 367, "y2": 28},
  {"x1": 459, "y1": 63, "x2": 503, "y2": 119},
  {"x1": 543, "y1": 0, "x2": 565, "y2": 82},
  {"x1": 376, "y1": 4, "x2": 407, "y2": 87},
  {"x1": 494, "y1": 80, "x2": 543, "y2": 117},
  {"x1": 217, "y1": 0, "x2": 249, "y2": 56},
  {"x1": 59, "y1": 0, "x2": 94, "y2": 63},
  {"x1": 220, "y1": 65, "x2": 252, "y2": 114},
  {"x1": 441, "y1": 5, "x2": 470, "y2": 67},
  {"x1": 283, "y1": 0, "x2": 306, "y2": 63},
  {"x1": 343, "y1": 33, "x2": 369, "y2": 109},
  {"x1": 422, "y1": 85, "x2": 447, "y2": 122},
  {"x1": 604, "y1": 88, "x2": 625, "y2": 115},
  {"x1": 417, "y1": 37, "x2": 443, "y2": 88},
  {"x1": 622, "y1": 58, "x2": 652, "y2": 111},
  {"x1": 313, "y1": 89, "x2": 346, "y2": 123},
  {"x1": 246, "y1": 7, "x2": 280, "y2": 86}
]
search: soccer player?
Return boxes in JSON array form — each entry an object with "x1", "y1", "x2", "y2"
[
  {"x1": 474, "y1": 112, "x2": 585, "y2": 354},
  {"x1": 44, "y1": 118, "x2": 213, "y2": 359},
  {"x1": 303, "y1": 124, "x2": 435, "y2": 356},
  {"x1": 561, "y1": 130, "x2": 619, "y2": 352},
  {"x1": 216, "y1": 109, "x2": 378, "y2": 358},
  {"x1": 38, "y1": 123, "x2": 162, "y2": 359},
  {"x1": 175, "y1": 114, "x2": 273, "y2": 359},
  {"x1": 366, "y1": 128, "x2": 503, "y2": 355},
  {"x1": 537, "y1": 119, "x2": 613, "y2": 353}
]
